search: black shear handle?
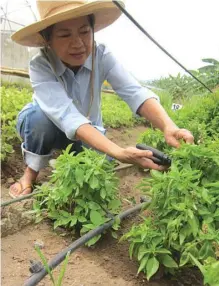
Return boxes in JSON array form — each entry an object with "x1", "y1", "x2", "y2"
[{"x1": 136, "y1": 143, "x2": 171, "y2": 166}]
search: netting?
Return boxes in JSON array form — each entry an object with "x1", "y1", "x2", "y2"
[{"x1": 1, "y1": 0, "x2": 39, "y2": 82}]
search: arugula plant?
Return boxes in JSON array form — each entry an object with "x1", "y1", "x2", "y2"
[
  {"x1": 1, "y1": 86, "x2": 32, "y2": 161},
  {"x1": 34, "y1": 146, "x2": 121, "y2": 246}
]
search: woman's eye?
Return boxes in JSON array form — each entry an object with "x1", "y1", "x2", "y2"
[
  {"x1": 80, "y1": 30, "x2": 89, "y2": 35},
  {"x1": 58, "y1": 34, "x2": 71, "y2": 38}
]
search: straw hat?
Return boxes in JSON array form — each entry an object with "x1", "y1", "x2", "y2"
[{"x1": 11, "y1": 0, "x2": 125, "y2": 47}]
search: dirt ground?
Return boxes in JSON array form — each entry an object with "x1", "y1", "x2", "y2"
[{"x1": 1, "y1": 125, "x2": 203, "y2": 286}]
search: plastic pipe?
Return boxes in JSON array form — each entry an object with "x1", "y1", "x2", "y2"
[{"x1": 24, "y1": 201, "x2": 149, "y2": 286}]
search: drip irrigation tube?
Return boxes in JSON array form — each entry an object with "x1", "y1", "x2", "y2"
[
  {"x1": 1, "y1": 190, "x2": 42, "y2": 207},
  {"x1": 113, "y1": 1, "x2": 213, "y2": 93},
  {"x1": 23, "y1": 201, "x2": 149, "y2": 286}
]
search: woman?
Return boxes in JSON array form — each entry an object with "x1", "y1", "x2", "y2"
[{"x1": 9, "y1": 0, "x2": 193, "y2": 198}]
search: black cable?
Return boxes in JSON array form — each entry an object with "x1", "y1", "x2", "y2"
[
  {"x1": 1, "y1": 191, "x2": 42, "y2": 207},
  {"x1": 23, "y1": 201, "x2": 150, "y2": 286},
  {"x1": 113, "y1": 1, "x2": 213, "y2": 93}
]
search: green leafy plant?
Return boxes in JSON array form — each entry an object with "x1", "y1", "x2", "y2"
[
  {"x1": 145, "y1": 58, "x2": 219, "y2": 99},
  {"x1": 35, "y1": 245, "x2": 70, "y2": 286},
  {"x1": 1, "y1": 83, "x2": 146, "y2": 161},
  {"x1": 1, "y1": 86, "x2": 32, "y2": 161},
  {"x1": 34, "y1": 146, "x2": 121, "y2": 246},
  {"x1": 101, "y1": 92, "x2": 145, "y2": 128},
  {"x1": 125, "y1": 92, "x2": 219, "y2": 284},
  {"x1": 189, "y1": 255, "x2": 219, "y2": 286},
  {"x1": 139, "y1": 91, "x2": 219, "y2": 149},
  {"x1": 123, "y1": 143, "x2": 219, "y2": 283}
]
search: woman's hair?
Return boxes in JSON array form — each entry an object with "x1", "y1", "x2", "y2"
[
  {"x1": 88, "y1": 14, "x2": 95, "y2": 30},
  {"x1": 39, "y1": 24, "x2": 54, "y2": 42},
  {"x1": 39, "y1": 14, "x2": 95, "y2": 42}
]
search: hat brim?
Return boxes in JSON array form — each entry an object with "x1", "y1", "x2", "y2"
[{"x1": 11, "y1": 1, "x2": 124, "y2": 47}]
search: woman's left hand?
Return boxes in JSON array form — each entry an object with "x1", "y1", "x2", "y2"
[{"x1": 164, "y1": 126, "x2": 194, "y2": 148}]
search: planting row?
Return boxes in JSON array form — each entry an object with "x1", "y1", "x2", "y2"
[{"x1": 29, "y1": 91, "x2": 219, "y2": 285}]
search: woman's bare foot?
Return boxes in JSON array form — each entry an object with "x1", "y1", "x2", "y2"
[{"x1": 9, "y1": 167, "x2": 39, "y2": 198}]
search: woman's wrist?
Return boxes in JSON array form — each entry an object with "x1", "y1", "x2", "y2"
[
  {"x1": 108, "y1": 146, "x2": 125, "y2": 161},
  {"x1": 162, "y1": 121, "x2": 179, "y2": 133}
]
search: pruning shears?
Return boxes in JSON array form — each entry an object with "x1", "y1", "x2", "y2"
[{"x1": 136, "y1": 144, "x2": 171, "y2": 166}]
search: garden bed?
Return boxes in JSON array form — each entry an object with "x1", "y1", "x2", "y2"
[{"x1": 1, "y1": 126, "x2": 203, "y2": 286}]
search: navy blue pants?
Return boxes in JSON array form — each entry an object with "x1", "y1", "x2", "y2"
[{"x1": 17, "y1": 104, "x2": 83, "y2": 155}]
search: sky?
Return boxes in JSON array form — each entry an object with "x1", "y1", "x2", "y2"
[{"x1": 1, "y1": 0, "x2": 219, "y2": 81}]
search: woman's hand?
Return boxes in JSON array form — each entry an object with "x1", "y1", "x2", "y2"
[
  {"x1": 115, "y1": 147, "x2": 166, "y2": 171},
  {"x1": 164, "y1": 126, "x2": 194, "y2": 148}
]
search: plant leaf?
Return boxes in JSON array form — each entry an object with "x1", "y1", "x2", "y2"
[
  {"x1": 35, "y1": 245, "x2": 55, "y2": 284},
  {"x1": 161, "y1": 254, "x2": 178, "y2": 268},
  {"x1": 86, "y1": 235, "x2": 101, "y2": 246},
  {"x1": 90, "y1": 210, "x2": 104, "y2": 226},
  {"x1": 57, "y1": 251, "x2": 70, "y2": 286},
  {"x1": 137, "y1": 254, "x2": 149, "y2": 274},
  {"x1": 146, "y1": 257, "x2": 159, "y2": 280}
]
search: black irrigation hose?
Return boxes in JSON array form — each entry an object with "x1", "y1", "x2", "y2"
[
  {"x1": 23, "y1": 201, "x2": 150, "y2": 286},
  {"x1": 1, "y1": 190, "x2": 42, "y2": 207},
  {"x1": 113, "y1": 1, "x2": 213, "y2": 93},
  {"x1": 1, "y1": 164, "x2": 134, "y2": 208}
]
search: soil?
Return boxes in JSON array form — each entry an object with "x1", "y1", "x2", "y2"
[{"x1": 1, "y1": 125, "x2": 203, "y2": 286}]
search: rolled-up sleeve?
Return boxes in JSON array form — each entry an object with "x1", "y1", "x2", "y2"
[
  {"x1": 103, "y1": 49, "x2": 159, "y2": 114},
  {"x1": 29, "y1": 56, "x2": 90, "y2": 140}
]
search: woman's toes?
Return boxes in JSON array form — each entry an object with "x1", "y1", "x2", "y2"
[
  {"x1": 10, "y1": 182, "x2": 22, "y2": 195},
  {"x1": 9, "y1": 181, "x2": 32, "y2": 198},
  {"x1": 19, "y1": 187, "x2": 32, "y2": 196}
]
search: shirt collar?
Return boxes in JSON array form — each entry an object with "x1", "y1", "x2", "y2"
[
  {"x1": 43, "y1": 48, "x2": 92, "y2": 76},
  {"x1": 83, "y1": 53, "x2": 92, "y2": 71}
]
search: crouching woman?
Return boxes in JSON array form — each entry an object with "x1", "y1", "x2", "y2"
[{"x1": 9, "y1": 0, "x2": 193, "y2": 198}]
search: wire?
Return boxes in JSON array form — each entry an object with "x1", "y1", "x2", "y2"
[
  {"x1": 0, "y1": 17, "x2": 25, "y2": 27},
  {"x1": 113, "y1": 1, "x2": 213, "y2": 94},
  {"x1": 1, "y1": 6, "x2": 12, "y2": 31}
]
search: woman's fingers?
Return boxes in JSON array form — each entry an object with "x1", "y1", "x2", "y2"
[
  {"x1": 138, "y1": 157, "x2": 167, "y2": 171},
  {"x1": 120, "y1": 147, "x2": 167, "y2": 171},
  {"x1": 134, "y1": 149, "x2": 153, "y2": 158},
  {"x1": 164, "y1": 127, "x2": 194, "y2": 148},
  {"x1": 175, "y1": 129, "x2": 194, "y2": 144},
  {"x1": 165, "y1": 136, "x2": 180, "y2": 148}
]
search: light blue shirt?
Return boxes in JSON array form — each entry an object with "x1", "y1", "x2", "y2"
[{"x1": 27, "y1": 43, "x2": 159, "y2": 140}]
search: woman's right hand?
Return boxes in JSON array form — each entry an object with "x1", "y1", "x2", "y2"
[{"x1": 115, "y1": 147, "x2": 166, "y2": 171}]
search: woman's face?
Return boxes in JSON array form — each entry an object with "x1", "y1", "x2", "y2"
[{"x1": 49, "y1": 16, "x2": 92, "y2": 68}]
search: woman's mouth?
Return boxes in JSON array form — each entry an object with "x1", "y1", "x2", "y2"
[{"x1": 69, "y1": 52, "x2": 85, "y2": 59}]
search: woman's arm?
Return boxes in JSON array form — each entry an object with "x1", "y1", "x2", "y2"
[
  {"x1": 102, "y1": 46, "x2": 194, "y2": 148},
  {"x1": 75, "y1": 124, "x2": 165, "y2": 171},
  {"x1": 137, "y1": 98, "x2": 194, "y2": 147},
  {"x1": 137, "y1": 98, "x2": 177, "y2": 131},
  {"x1": 29, "y1": 52, "x2": 90, "y2": 140}
]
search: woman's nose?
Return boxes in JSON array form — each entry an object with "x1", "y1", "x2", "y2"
[{"x1": 69, "y1": 35, "x2": 83, "y2": 48}]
